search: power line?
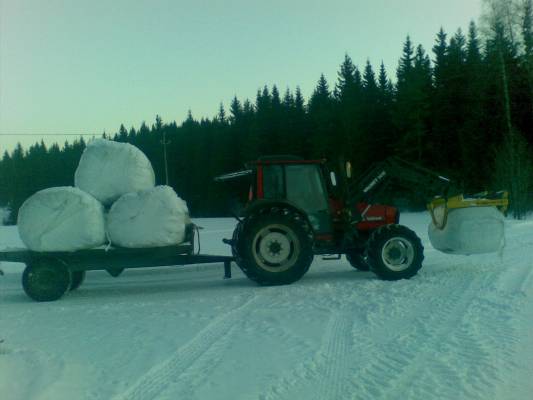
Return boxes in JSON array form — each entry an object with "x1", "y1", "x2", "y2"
[{"x1": 0, "y1": 134, "x2": 100, "y2": 137}]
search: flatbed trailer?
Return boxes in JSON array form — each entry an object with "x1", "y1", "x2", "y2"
[{"x1": 0, "y1": 227, "x2": 234, "y2": 302}]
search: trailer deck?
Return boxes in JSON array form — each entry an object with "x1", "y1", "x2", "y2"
[{"x1": 0, "y1": 242, "x2": 234, "y2": 302}]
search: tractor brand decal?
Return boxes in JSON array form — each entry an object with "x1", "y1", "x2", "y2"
[{"x1": 365, "y1": 216, "x2": 385, "y2": 221}]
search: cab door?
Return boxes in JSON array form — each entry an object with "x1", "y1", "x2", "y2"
[{"x1": 284, "y1": 164, "x2": 332, "y2": 234}]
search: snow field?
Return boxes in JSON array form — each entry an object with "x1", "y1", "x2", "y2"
[{"x1": 0, "y1": 213, "x2": 532, "y2": 400}]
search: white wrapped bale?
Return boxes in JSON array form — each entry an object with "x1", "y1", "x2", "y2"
[
  {"x1": 75, "y1": 139, "x2": 155, "y2": 205},
  {"x1": 17, "y1": 187, "x2": 106, "y2": 252},
  {"x1": 428, "y1": 206, "x2": 505, "y2": 255},
  {"x1": 107, "y1": 186, "x2": 190, "y2": 248}
]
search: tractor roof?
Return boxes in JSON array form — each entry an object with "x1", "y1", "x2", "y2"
[
  {"x1": 213, "y1": 156, "x2": 326, "y2": 182},
  {"x1": 252, "y1": 155, "x2": 325, "y2": 166}
]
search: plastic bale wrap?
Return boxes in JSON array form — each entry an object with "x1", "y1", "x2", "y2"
[
  {"x1": 428, "y1": 206, "x2": 505, "y2": 255},
  {"x1": 107, "y1": 186, "x2": 190, "y2": 248},
  {"x1": 17, "y1": 187, "x2": 106, "y2": 252},
  {"x1": 75, "y1": 139, "x2": 155, "y2": 205}
]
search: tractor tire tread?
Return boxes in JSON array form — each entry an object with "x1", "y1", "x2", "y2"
[
  {"x1": 365, "y1": 224, "x2": 424, "y2": 281},
  {"x1": 232, "y1": 207, "x2": 313, "y2": 285}
]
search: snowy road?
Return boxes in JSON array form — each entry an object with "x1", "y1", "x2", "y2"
[{"x1": 1, "y1": 213, "x2": 533, "y2": 400}]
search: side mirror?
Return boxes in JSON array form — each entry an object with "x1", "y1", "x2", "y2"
[
  {"x1": 345, "y1": 161, "x2": 352, "y2": 179},
  {"x1": 330, "y1": 171, "x2": 337, "y2": 186}
]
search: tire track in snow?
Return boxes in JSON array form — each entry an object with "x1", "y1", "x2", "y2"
[
  {"x1": 257, "y1": 312, "x2": 352, "y2": 400},
  {"x1": 354, "y1": 265, "x2": 508, "y2": 400},
  {"x1": 256, "y1": 285, "x2": 362, "y2": 400},
  {"x1": 357, "y1": 231, "x2": 533, "y2": 400},
  {"x1": 456, "y1": 255, "x2": 533, "y2": 399},
  {"x1": 311, "y1": 310, "x2": 355, "y2": 400},
  {"x1": 360, "y1": 270, "x2": 483, "y2": 399},
  {"x1": 111, "y1": 292, "x2": 258, "y2": 400},
  {"x1": 257, "y1": 272, "x2": 472, "y2": 400}
]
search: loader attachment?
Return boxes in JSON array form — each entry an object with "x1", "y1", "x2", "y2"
[{"x1": 427, "y1": 191, "x2": 509, "y2": 255}]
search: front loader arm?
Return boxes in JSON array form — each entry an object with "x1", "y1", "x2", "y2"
[
  {"x1": 344, "y1": 157, "x2": 508, "y2": 226},
  {"x1": 347, "y1": 157, "x2": 455, "y2": 207}
]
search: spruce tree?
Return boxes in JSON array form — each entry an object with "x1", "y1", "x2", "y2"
[
  {"x1": 361, "y1": 60, "x2": 381, "y2": 163},
  {"x1": 395, "y1": 38, "x2": 431, "y2": 163},
  {"x1": 432, "y1": 28, "x2": 448, "y2": 90},
  {"x1": 335, "y1": 54, "x2": 357, "y2": 100},
  {"x1": 397, "y1": 36, "x2": 414, "y2": 86},
  {"x1": 334, "y1": 55, "x2": 363, "y2": 167},
  {"x1": 522, "y1": 0, "x2": 533, "y2": 123},
  {"x1": 430, "y1": 29, "x2": 452, "y2": 169},
  {"x1": 462, "y1": 21, "x2": 489, "y2": 189},
  {"x1": 376, "y1": 62, "x2": 395, "y2": 157},
  {"x1": 308, "y1": 74, "x2": 335, "y2": 158},
  {"x1": 229, "y1": 96, "x2": 242, "y2": 122}
]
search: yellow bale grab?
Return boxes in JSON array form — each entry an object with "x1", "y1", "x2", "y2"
[{"x1": 428, "y1": 191, "x2": 509, "y2": 230}]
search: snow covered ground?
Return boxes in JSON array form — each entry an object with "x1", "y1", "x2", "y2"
[{"x1": 1, "y1": 213, "x2": 532, "y2": 400}]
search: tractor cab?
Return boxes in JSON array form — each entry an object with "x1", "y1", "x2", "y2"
[
  {"x1": 216, "y1": 156, "x2": 336, "y2": 231},
  {"x1": 251, "y1": 156, "x2": 333, "y2": 234}
]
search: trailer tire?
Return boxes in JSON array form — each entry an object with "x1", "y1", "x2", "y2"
[
  {"x1": 234, "y1": 207, "x2": 313, "y2": 285},
  {"x1": 366, "y1": 224, "x2": 424, "y2": 281},
  {"x1": 346, "y1": 250, "x2": 370, "y2": 271},
  {"x1": 70, "y1": 271, "x2": 86, "y2": 291},
  {"x1": 22, "y1": 260, "x2": 72, "y2": 302}
]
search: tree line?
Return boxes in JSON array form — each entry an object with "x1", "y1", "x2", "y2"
[{"x1": 1, "y1": 1, "x2": 532, "y2": 222}]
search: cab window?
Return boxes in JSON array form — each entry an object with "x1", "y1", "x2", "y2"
[
  {"x1": 262, "y1": 165, "x2": 284, "y2": 199},
  {"x1": 285, "y1": 164, "x2": 329, "y2": 213}
]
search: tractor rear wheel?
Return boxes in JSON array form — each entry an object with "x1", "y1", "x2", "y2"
[
  {"x1": 365, "y1": 224, "x2": 424, "y2": 281},
  {"x1": 345, "y1": 250, "x2": 370, "y2": 271},
  {"x1": 233, "y1": 208, "x2": 314, "y2": 285},
  {"x1": 22, "y1": 260, "x2": 72, "y2": 302}
]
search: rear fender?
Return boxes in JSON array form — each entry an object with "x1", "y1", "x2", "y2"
[
  {"x1": 241, "y1": 200, "x2": 340, "y2": 252},
  {"x1": 242, "y1": 200, "x2": 314, "y2": 230}
]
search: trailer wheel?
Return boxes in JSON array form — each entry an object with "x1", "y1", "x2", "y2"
[
  {"x1": 345, "y1": 250, "x2": 370, "y2": 271},
  {"x1": 70, "y1": 271, "x2": 86, "y2": 291},
  {"x1": 22, "y1": 261, "x2": 72, "y2": 302},
  {"x1": 234, "y1": 207, "x2": 314, "y2": 285},
  {"x1": 366, "y1": 224, "x2": 424, "y2": 281}
]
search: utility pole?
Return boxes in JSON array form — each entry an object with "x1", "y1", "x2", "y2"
[{"x1": 161, "y1": 131, "x2": 170, "y2": 185}]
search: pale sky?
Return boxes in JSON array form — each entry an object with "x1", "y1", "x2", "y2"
[{"x1": 0, "y1": 0, "x2": 482, "y2": 153}]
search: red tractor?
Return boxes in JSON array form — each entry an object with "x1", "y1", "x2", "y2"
[{"x1": 216, "y1": 155, "x2": 458, "y2": 285}]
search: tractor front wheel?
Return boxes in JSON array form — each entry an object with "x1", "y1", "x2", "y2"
[
  {"x1": 233, "y1": 208, "x2": 314, "y2": 285},
  {"x1": 366, "y1": 224, "x2": 424, "y2": 281}
]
